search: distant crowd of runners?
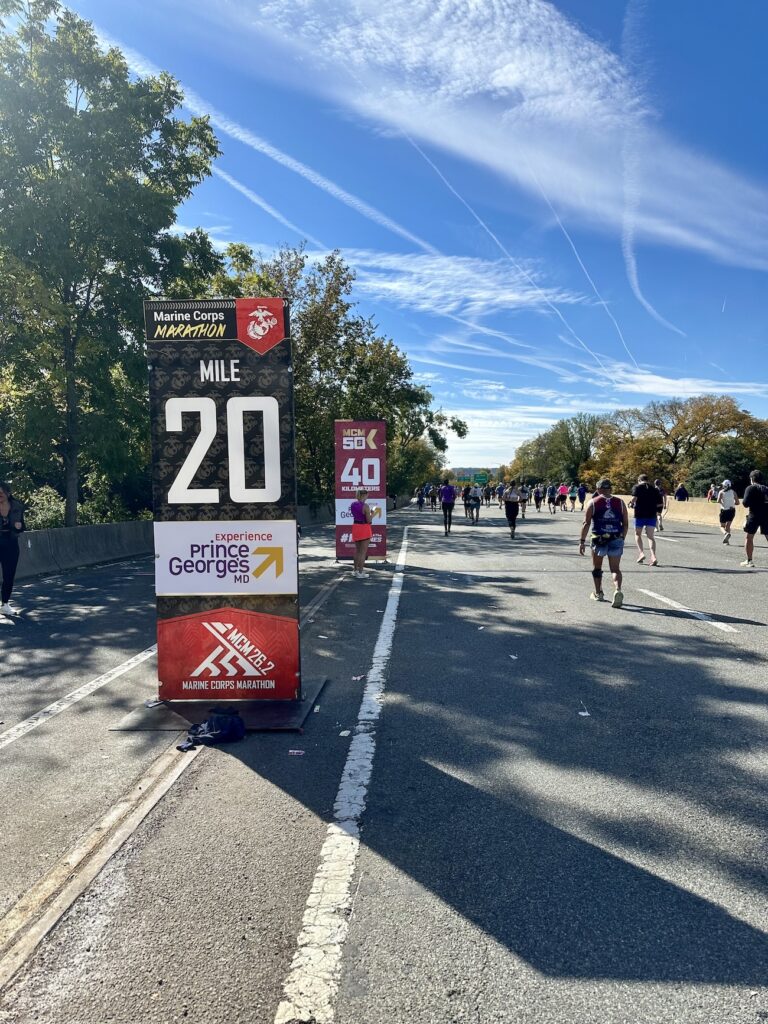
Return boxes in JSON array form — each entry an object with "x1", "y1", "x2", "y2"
[{"x1": 408, "y1": 471, "x2": 768, "y2": 604}]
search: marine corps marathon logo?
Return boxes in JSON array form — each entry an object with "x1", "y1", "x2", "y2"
[
  {"x1": 247, "y1": 306, "x2": 278, "y2": 341},
  {"x1": 191, "y1": 619, "x2": 276, "y2": 679}
]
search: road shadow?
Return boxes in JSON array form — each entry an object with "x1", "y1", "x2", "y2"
[{"x1": 220, "y1": 535, "x2": 768, "y2": 989}]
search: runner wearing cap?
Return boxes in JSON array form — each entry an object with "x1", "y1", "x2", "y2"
[
  {"x1": 579, "y1": 478, "x2": 628, "y2": 608},
  {"x1": 717, "y1": 479, "x2": 739, "y2": 545}
]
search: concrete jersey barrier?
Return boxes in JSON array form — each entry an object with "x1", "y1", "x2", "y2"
[{"x1": 16, "y1": 522, "x2": 154, "y2": 581}]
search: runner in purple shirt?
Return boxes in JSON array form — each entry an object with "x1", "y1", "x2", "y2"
[{"x1": 439, "y1": 480, "x2": 456, "y2": 536}]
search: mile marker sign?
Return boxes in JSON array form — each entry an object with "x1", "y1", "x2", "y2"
[{"x1": 145, "y1": 297, "x2": 300, "y2": 701}]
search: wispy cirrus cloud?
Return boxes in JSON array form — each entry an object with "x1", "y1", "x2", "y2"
[
  {"x1": 219, "y1": 0, "x2": 768, "y2": 276},
  {"x1": 213, "y1": 168, "x2": 325, "y2": 248},
  {"x1": 94, "y1": 25, "x2": 439, "y2": 256},
  {"x1": 605, "y1": 365, "x2": 768, "y2": 400},
  {"x1": 341, "y1": 249, "x2": 583, "y2": 320}
]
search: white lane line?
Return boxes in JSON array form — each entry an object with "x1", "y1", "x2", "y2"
[
  {"x1": 517, "y1": 533, "x2": 544, "y2": 545},
  {"x1": 0, "y1": 646, "x2": 157, "y2": 752},
  {"x1": 654, "y1": 535, "x2": 680, "y2": 543},
  {"x1": 274, "y1": 528, "x2": 410, "y2": 1024},
  {"x1": 637, "y1": 589, "x2": 738, "y2": 633}
]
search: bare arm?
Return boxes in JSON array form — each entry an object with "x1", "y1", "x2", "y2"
[{"x1": 579, "y1": 502, "x2": 594, "y2": 553}]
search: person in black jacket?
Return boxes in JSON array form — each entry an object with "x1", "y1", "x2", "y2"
[{"x1": 0, "y1": 482, "x2": 25, "y2": 616}]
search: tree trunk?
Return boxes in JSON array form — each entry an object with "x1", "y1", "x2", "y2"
[{"x1": 63, "y1": 327, "x2": 79, "y2": 527}]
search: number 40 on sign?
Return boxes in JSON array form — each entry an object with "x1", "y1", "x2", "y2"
[{"x1": 340, "y1": 458, "x2": 380, "y2": 488}]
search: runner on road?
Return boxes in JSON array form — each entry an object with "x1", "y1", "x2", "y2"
[
  {"x1": 579, "y1": 478, "x2": 628, "y2": 608},
  {"x1": 429, "y1": 485, "x2": 437, "y2": 512},
  {"x1": 519, "y1": 483, "x2": 529, "y2": 519},
  {"x1": 568, "y1": 482, "x2": 578, "y2": 511},
  {"x1": 469, "y1": 484, "x2": 482, "y2": 524},
  {"x1": 416, "y1": 487, "x2": 425, "y2": 511},
  {"x1": 496, "y1": 481, "x2": 505, "y2": 507},
  {"x1": 558, "y1": 482, "x2": 569, "y2": 510},
  {"x1": 546, "y1": 483, "x2": 557, "y2": 514},
  {"x1": 717, "y1": 479, "x2": 739, "y2": 545},
  {"x1": 533, "y1": 484, "x2": 543, "y2": 512},
  {"x1": 439, "y1": 478, "x2": 456, "y2": 536},
  {"x1": 630, "y1": 474, "x2": 661, "y2": 566},
  {"x1": 654, "y1": 479, "x2": 668, "y2": 530},
  {"x1": 741, "y1": 469, "x2": 768, "y2": 567},
  {"x1": 462, "y1": 484, "x2": 472, "y2": 519},
  {"x1": 503, "y1": 480, "x2": 521, "y2": 538},
  {"x1": 577, "y1": 482, "x2": 587, "y2": 510}
]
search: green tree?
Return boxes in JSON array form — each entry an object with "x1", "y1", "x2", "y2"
[
  {"x1": 548, "y1": 413, "x2": 603, "y2": 481},
  {"x1": 510, "y1": 413, "x2": 602, "y2": 483},
  {"x1": 0, "y1": 1, "x2": 220, "y2": 523},
  {"x1": 634, "y1": 396, "x2": 746, "y2": 475},
  {"x1": 687, "y1": 437, "x2": 763, "y2": 497}
]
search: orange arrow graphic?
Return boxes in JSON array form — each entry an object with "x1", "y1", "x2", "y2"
[
  {"x1": 251, "y1": 546, "x2": 284, "y2": 579},
  {"x1": 366, "y1": 429, "x2": 378, "y2": 449}
]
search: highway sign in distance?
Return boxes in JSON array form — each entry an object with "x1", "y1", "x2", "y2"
[
  {"x1": 334, "y1": 420, "x2": 387, "y2": 560},
  {"x1": 474, "y1": 472, "x2": 489, "y2": 485},
  {"x1": 145, "y1": 297, "x2": 301, "y2": 701}
]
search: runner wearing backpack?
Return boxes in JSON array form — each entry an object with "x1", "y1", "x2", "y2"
[{"x1": 579, "y1": 478, "x2": 628, "y2": 608}]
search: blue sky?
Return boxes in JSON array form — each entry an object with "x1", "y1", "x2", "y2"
[{"x1": 71, "y1": 0, "x2": 768, "y2": 466}]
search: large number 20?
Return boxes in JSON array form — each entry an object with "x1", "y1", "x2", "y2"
[{"x1": 165, "y1": 396, "x2": 281, "y2": 504}]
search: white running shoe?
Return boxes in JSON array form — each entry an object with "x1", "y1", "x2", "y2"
[
  {"x1": 740, "y1": 560, "x2": 755, "y2": 568},
  {"x1": 354, "y1": 571, "x2": 370, "y2": 578},
  {"x1": 722, "y1": 534, "x2": 730, "y2": 544},
  {"x1": 0, "y1": 602, "x2": 18, "y2": 616},
  {"x1": 589, "y1": 591, "x2": 605, "y2": 602},
  {"x1": 612, "y1": 590, "x2": 624, "y2": 609}
]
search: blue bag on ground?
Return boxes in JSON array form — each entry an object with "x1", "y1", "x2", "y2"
[{"x1": 177, "y1": 707, "x2": 246, "y2": 750}]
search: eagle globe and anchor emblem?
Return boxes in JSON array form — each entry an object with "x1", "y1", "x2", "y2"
[{"x1": 247, "y1": 306, "x2": 279, "y2": 341}]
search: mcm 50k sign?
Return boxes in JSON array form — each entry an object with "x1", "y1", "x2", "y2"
[
  {"x1": 145, "y1": 298, "x2": 300, "y2": 701},
  {"x1": 334, "y1": 420, "x2": 387, "y2": 559}
]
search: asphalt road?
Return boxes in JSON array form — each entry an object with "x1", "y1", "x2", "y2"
[{"x1": 1, "y1": 503, "x2": 767, "y2": 1024}]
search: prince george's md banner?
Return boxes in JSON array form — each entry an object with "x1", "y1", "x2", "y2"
[
  {"x1": 334, "y1": 420, "x2": 387, "y2": 560},
  {"x1": 145, "y1": 298, "x2": 301, "y2": 701}
]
